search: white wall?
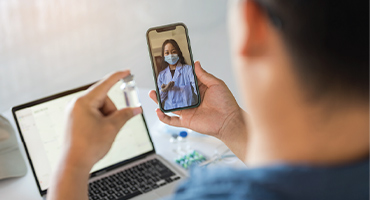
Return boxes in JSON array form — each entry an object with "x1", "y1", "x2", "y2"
[{"x1": 0, "y1": 0, "x2": 240, "y2": 112}]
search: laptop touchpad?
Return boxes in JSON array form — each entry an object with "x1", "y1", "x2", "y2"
[{"x1": 132, "y1": 192, "x2": 161, "y2": 200}]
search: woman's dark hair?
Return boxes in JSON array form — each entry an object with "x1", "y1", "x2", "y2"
[{"x1": 160, "y1": 39, "x2": 186, "y2": 71}]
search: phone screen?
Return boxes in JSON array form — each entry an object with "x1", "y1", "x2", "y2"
[{"x1": 147, "y1": 23, "x2": 200, "y2": 112}]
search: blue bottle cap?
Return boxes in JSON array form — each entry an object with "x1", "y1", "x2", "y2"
[{"x1": 179, "y1": 131, "x2": 188, "y2": 138}]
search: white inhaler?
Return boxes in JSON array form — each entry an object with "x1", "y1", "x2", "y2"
[{"x1": 120, "y1": 74, "x2": 141, "y2": 108}]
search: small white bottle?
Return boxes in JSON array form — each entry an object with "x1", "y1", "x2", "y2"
[
  {"x1": 120, "y1": 74, "x2": 141, "y2": 108},
  {"x1": 177, "y1": 131, "x2": 190, "y2": 155}
]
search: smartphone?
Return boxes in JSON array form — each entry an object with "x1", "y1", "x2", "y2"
[{"x1": 146, "y1": 23, "x2": 201, "y2": 113}]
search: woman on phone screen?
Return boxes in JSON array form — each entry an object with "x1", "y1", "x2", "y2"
[{"x1": 157, "y1": 39, "x2": 198, "y2": 110}]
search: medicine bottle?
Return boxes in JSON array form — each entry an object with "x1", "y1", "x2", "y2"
[
  {"x1": 120, "y1": 74, "x2": 141, "y2": 108},
  {"x1": 177, "y1": 131, "x2": 190, "y2": 155}
]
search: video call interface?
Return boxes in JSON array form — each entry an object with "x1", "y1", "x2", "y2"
[
  {"x1": 148, "y1": 25, "x2": 199, "y2": 111},
  {"x1": 15, "y1": 82, "x2": 153, "y2": 191}
]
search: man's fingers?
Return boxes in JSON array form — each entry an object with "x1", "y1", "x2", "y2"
[
  {"x1": 100, "y1": 96, "x2": 117, "y2": 116},
  {"x1": 149, "y1": 90, "x2": 158, "y2": 104},
  {"x1": 109, "y1": 107, "x2": 142, "y2": 130},
  {"x1": 86, "y1": 71, "x2": 131, "y2": 100},
  {"x1": 194, "y1": 61, "x2": 219, "y2": 87},
  {"x1": 156, "y1": 108, "x2": 183, "y2": 127}
]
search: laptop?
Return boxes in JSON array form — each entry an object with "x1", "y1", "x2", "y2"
[{"x1": 12, "y1": 81, "x2": 187, "y2": 200}]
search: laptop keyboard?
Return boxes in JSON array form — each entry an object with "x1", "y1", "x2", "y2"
[{"x1": 88, "y1": 158, "x2": 181, "y2": 200}]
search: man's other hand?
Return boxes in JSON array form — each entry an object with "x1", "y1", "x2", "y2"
[{"x1": 64, "y1": 71, "x2": 142, "y2": 170}]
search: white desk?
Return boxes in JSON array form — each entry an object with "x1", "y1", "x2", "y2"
[{"x1": 0, "y1": 89, "x2": 245, "y2": 200}]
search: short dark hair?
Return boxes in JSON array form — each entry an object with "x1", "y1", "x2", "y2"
[
  {"x1": 161, "y1": 39, "x2": 186, "y2": 71},
  {"x1": 256, "y1": 0, "x2": 369, "y2": 100}
]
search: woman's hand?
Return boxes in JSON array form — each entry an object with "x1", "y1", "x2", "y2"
[
  {"x1": 149, "y1": 61, "x2": 248, "y2": 161},
  {"x1": 161, "y1": 81, "x2": 175, "y2": 92},
  {"x1": 161, "y1": 84, "x2": 166, "y2": 89}
]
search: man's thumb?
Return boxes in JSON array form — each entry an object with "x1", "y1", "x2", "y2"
[
  {"x1": 109, "y1": 107, "x2": 142, "y2": 129},
  {"x1": 194, "y1": 61, "x2": 218, "y2": 86}
]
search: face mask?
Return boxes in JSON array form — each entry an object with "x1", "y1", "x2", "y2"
[{"x1": 164, "y1": 54, "x2": 179, "y2": 65}]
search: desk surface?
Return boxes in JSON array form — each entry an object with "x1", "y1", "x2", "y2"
[{"x1": 0, "y1": 88, "x2": 245, "y2": 200}]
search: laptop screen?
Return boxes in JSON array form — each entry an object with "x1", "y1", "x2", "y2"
[{"x1": 13, "y1": 81, "x2": 154, "y2": 193}]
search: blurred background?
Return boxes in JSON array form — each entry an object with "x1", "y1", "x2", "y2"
[{"x1": 0, "y1": 0, "x2": 239, "y2": 112}]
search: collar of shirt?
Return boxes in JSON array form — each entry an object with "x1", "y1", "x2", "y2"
[{"x1": 164, "y1": 62, "x2": 184, "y2": 81}]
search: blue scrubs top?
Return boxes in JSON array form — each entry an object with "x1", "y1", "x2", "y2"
[{"x1": 157, "y1": 63, "x2": 197, "y2": 110}]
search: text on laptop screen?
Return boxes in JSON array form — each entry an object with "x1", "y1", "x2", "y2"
[{"x1": 14, "y1": 81, "x2": 153, "y2": 191}]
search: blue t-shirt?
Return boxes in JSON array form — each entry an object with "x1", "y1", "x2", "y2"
[{"x1": 169, "y1": 159, "x2": 369, "y2": 200}]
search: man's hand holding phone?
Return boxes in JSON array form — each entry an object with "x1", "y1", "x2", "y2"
[{"x1": 149, "y1": 61, "x2": 248, "y2": 162}]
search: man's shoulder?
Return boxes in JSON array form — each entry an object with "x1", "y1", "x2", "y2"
[{"x1": 170, "y1": 160, "x2": 369, "y2": 200}]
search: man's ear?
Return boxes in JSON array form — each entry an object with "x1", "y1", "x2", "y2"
[{"x1": 241, "y1": 0, "x2": 269, "y2": 58}]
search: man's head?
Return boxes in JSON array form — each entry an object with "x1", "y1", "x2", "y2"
[{"x1": 228, "y1": 0, "x2": 368, "y2": 165}]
